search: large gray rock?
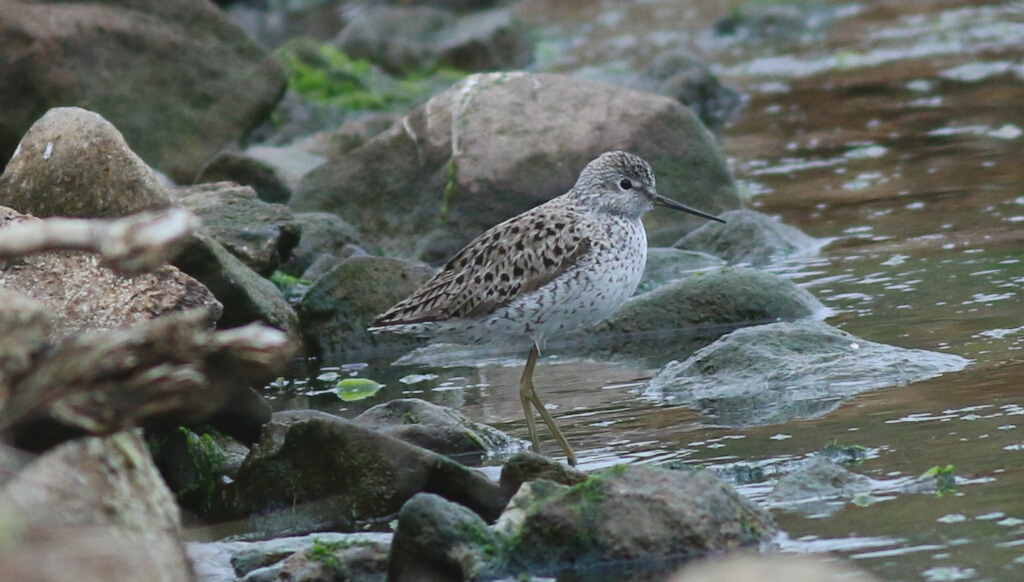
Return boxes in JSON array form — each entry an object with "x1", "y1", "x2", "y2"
[
  {"x1": 675, "y1": 208, "x2": 823, "y2": 267},
  {"x1": 298, "y1": 255, "x2": 434, "y2": 356},
  {"x1": 0, "y1": 431, "x2": 193, "y2": 582},
  {"x1": 0, "y1": 206, "x2": 222, "y2": 339},
  {"x1": 281, "y1": 211, "x2": 364, "y2": 277},
  {"x1": 646, "y1": 319, "x2": 971, "y2": 427},
  {"x1": 174, "y1": 182, "x2": 301, "y2": 276},
  {"x1": 355, "y1": 398, "x2": 523, "y2": 463},
  {"x1": 173, "y1": 231, "x2": 300, "y2": 339},
  {"x1": 498, "y1": 465, "x2": 776, "y2": 576},
  {"x1": 221, "y1": 410, "x2": 506, "y2": 535},
  {"x1": 293, "y1": 72, "x2": 741, "y2": 261},
  {"x1": 335, "y1": 7, "x2": 532, "y2": 75},
  {"x1": 0, "y1": 107, "x2": 172, "y2": 218},
  {"x1": 0, "y1": 1, "x2": 286, "y2": 183},
  {"x1": 580, "y1": 267, "x2": 828, "y2": 354}
]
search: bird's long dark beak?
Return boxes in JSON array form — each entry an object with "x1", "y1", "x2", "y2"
[{"x1": 652, "y1": 193, "x2": 726, "y2": 223}]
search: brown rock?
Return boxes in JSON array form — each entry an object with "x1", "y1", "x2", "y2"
[
  {"x1": 0, "y1": 107, "x2": 172, "y2": 218},
  {"x1": 0, "y1": 431, "x2": 193, "y2": 582},
  {"x1": 0, "y1": 206, "x2": 221, "y2": 340},
  {"x1": 293, "y1": 72, "x2": 740, "y2": 262}
]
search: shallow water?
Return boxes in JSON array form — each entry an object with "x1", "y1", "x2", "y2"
[{"x1": 263, "y1": 1, "x2": 1024, "y2": 580}]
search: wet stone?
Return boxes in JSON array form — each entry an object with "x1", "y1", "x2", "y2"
[
  {"x1": 174, "y1": 182, "x2": 301, "y2": 277},
  {"x1": 354, "y1": 398, "x2": 523, "y2": 464},
  {"x1": 674, "y1": 208, "x2": 824, "y2": 267},
  {"x1": 499, "y1": 464, "x2": 776, "y2": 577},
  {"x1": 297, "y1": 255, "x2": 434, "y2": 357},
  {"x1": 281, "y1": 211, "x2": 364, "y2": 277},
  {"x1": 641, "y1": 50, "x2": 745, "y2": 134},
  {"x1": 220, "y1": 410, "x2": 505, "y2": 535},
  {"x1": 580, "y1": 266, "x2": 828, "y2": 357},
  {"x1": 194, "y1": 152, "x2": 293, "y2": 204},
  {"x1": 646, "y1": 319, "x2": 971, "y2": 428},
  {"x1": 498, "y1": 452, "x2": 588, "y2": 501}
]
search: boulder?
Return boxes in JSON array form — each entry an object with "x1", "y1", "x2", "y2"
[
  {"x1": 0, "y1": 107, "x2": 171, "y2": 218},
  {"x1": 0, "y1": 1, "x2": 287, "y2": 183},
  {"x1": 388, "y1": 493, "x2": 498, "y2": 582},
  {"x1": 194, "y1": 152, "x2": 293, "y2": 204},
  {"x1": 334, "y1": 7, "x2": 532, "y2": 75},
  {"x1": 298, "y1": 255, "x2": 434, "y2": 356},
  {"x1": 0, "y1": 431, "x2": 193, "y2": 582},
  {"x1": 173, "y1": 230, "x2": 300, "y2": 339},
  {"x1": 249, "y1": 536, "x2": 389, "y2": 582},
  {"x1": 281, "y1": 211, "x2": 364, "y2": 277},
  {"x1": 173, "y1": 182, "x2": 301, "y2": 276},
  {"x1": 646, "y1": 319, "x2": 971, "y2": 427},
  {"x1": 498, "y1": 465, "x2": 776, "y2": 576},
  {"x1": 354, "y1": 398, "x2": 523, "y2": 463},
  {"x1": 0, "y1": 206, "x2": 222, "y2": 339},
  {"x1": 674, "y1": 208, "x2": 823, "y2": 267},
  {"x1": 293, "y1": 72, "x2": 741, "y2": 261},
  {"x1": 222, "y1": 410, "x2": 506, "y2": 534}
]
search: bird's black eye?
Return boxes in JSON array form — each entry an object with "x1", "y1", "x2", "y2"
[{"x1": 619, "y1": 178, "x2": 633, "y2": 190}]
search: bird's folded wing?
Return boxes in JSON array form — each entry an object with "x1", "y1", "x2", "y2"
[{"x1": 372, "y1": 210, "x2": 591, "y2": 327}]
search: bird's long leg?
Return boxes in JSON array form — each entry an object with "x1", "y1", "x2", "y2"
[
  {"x1": 519, "y1": 344, "x2": 542, "y2": 455},
  {"x1": 524, "y1": 345, "x2": 578, "y2": 467}
]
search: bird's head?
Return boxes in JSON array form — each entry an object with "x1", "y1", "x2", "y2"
[{"x1": 571, "y1": 151, "x2": 725, "y2": 223}]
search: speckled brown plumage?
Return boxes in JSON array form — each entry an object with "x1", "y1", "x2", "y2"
[{"x1": 369, "y1": 151, "x2": 724, "y2": 465}]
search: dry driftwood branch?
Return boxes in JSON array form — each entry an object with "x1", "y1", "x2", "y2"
[
  {"x1": 0, "y1": 209, "x2": 200, "y2": 273},
  {"x1": 2, "y1": 309, "x2": 295, "y2": 436}
]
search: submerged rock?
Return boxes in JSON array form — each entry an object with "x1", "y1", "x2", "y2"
[
  {"x1": 646, "y1": 319, "x2": 970, "y2": 427},
  {"x1": 499, "y1": 464, "x2": 776, "y2": 577},
  {"x1": 0, "y1": 1, "x2": 286, "y2": 183},
  {"x1": 174, "y1": 182, "x2": 301, "y2": 277},
  {"x1": 0, "y1": 107, "x2": 171, "y2": 218},
  {"x1": 674, "y1": 209, "x2": 823, "y2": 267},
  {"x1": 766, "y1": 456, "x2": 875, "y2": 517},
  {"x1": 354, "y1": 398, "x2": 523, "y2": 463},
  {"x1": 298, "y1": 255, "x2": 434, "y2": 357},
  {"x1": 293, "y1": 72, "x2": 740, "y2": 261},
  {"x1": 222, "y1": 410, "x2": 505, "y2": 534}
]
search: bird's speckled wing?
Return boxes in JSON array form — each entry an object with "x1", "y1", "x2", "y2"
[{"x1": 371, "y1": 204, "x2": 591, "y2": 327}]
